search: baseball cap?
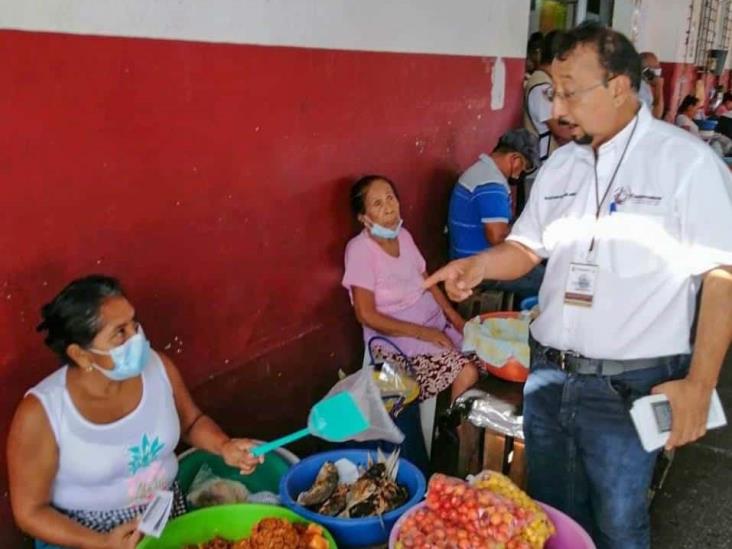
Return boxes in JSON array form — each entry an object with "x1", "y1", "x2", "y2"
[{"x1": 496, "y1": 129, "x2": 540, "y2": 173}]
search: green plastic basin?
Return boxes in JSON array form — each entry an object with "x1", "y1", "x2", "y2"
[
  {"x1": 177, "y1": 446, "x2": 296, "y2": 503},
  {"x1": 137, "y1": 503, "x2": 337, "y2": 548}
]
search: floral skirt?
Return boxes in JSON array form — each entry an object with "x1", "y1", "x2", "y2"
[{"x1": 371, "y1": 346, "x2": 474, "y2": 402}]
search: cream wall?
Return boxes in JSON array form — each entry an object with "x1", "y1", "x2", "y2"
[{"x1": 0, "y1": 0, "x2": 531, "y2": 58}]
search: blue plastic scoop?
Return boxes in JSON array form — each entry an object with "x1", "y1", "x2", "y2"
[{"x1": 251, "y1": 392, "x2": 370, "y2": 458}]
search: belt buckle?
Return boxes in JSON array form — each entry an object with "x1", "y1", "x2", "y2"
[{"x1": 558, "y1": 350, "x2": 581, "y2": 372}]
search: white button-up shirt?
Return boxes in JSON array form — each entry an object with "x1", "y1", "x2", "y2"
[{"x1": 508, "y1": 104, "x2": 732, "y2": 359}]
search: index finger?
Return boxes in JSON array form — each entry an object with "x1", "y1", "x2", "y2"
[{"x1": 423, "y1": 267, "x2": 453, "y2": 290}]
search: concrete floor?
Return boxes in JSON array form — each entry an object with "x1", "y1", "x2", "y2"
[{"x1": 650, "y1": 349, "x2": 732, "y2": 549}]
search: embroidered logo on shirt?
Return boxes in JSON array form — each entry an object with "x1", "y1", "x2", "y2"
[
  {"x1": 544, "y1": 191, "x2": 578, "y2": 200},
  {"x1": 613, "y1": 186, "x2": 662, "y2": 206}
]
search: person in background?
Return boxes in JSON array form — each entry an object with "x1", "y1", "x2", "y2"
[
  {"x1": 714, "y1": 91, "x2": 732, "y2": 117},
  {"x1": 343, "y1": 175, "x2": 479, "y2": 403},
  {"x1": 427, "y1": 22, "x2": 732, "y2": 549},
  {"x1": 675, "y1": 95, "x2": 702, "y2": 137},
  {"x1": 525, "y1": 31, "x2": 544, "y2": 78},
  {"x1": 639, "y1": 51, "x2": 665, "y2": 119},
  {"x1": 524, "y1": 30, "x2": 573, "y2": 165},
  {"x1": 8, "y1": 275, "x2": 262, "y2": 549},
  {"x1": 447, "y1": 129, "x2": 544, "y2": 303}
]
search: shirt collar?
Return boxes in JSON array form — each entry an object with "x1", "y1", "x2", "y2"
[{"x1": 479, "y1": 153, "x2": 494, "y2": 165}]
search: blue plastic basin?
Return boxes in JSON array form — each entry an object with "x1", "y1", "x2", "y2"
[
  {"x1": 698, "y1": 119, "x2": 718, "y2": 131},
  {"x1": 279, "y1": 449, "x2": 425, "y2": 548}
]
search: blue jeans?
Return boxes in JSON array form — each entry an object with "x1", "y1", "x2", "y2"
[{"x1": 523, "y1": 353, "x2": 689, "y2": 549}]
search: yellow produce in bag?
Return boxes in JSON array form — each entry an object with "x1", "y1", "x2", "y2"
[{"x1": 367, "y1": 336, "x2": 420, "y2": 417}]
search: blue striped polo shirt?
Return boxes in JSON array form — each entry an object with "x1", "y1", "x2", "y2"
[{"x1": 447, "y1": 154, "x2": 511, "y2": 259}]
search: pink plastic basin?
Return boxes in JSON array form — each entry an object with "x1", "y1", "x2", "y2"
[{"x1": 388, "y1": 500, "x2": 596, "y2": 548}]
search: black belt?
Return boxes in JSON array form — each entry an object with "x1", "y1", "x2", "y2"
[{"x1": 529, "y1": 337, "x2": 688, "y2": 376}]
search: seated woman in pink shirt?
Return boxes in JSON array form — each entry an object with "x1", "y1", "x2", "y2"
[{"x1": 342, "y1": 175, "x2": 479, "y2": 402}]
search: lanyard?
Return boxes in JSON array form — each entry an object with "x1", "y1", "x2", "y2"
[{"x1": 588, "y1": 114, "x2": 639, "y2": 253}]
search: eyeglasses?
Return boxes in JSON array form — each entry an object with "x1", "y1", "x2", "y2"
[{"x1": 544, "y1": 76, "x2": 616, "y2": 103}]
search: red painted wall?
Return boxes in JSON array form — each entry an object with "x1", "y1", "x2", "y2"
[{"x1": 0, "y1": 30, "x2": 524, "y2": 543}]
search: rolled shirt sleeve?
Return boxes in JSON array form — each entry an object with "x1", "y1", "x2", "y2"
[
  {"x1": 676, "y1": 155, "x2": 732, "y2": 274},
  {"x1": 506, "y1": 166, "x2": 549, "y2": 258}
]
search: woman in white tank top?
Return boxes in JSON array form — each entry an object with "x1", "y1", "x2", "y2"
[{"x1": 7, "y1": 275, "x2": 263, "y2": 549}]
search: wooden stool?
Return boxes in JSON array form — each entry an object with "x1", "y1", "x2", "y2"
[
  {"x1": 456, "y1": 374, "x2": 526, "y2": 489},
  {"x1": 457, "y1": 289, "x2": 515, "y2": 320}
]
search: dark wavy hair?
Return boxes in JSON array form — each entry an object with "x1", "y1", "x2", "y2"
[
  {"x1": 678, "y1": 94, "x2": 700, "y2": 115},
  {"x1": 37, "y1": 275, "x2": 124, "y2": 363},
  {"x1": 541, "y1": 30, "x2": 564, "y2": 66}
]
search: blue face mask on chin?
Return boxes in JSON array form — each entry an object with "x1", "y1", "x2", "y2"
[
  {"x1": 90, "y1": 325, "x2": 151, "y2": 381},
  {"x1": 369, "y1": 219, "x2": 403, "y2": 240}
]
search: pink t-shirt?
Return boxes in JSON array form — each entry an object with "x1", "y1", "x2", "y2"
[{"x1": 342, "y1": 229, "x2": 427, "y2": 314}]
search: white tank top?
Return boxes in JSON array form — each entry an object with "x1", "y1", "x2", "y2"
[{"x1": 28, "y1": 351, "x2": 180, "y2": 512}]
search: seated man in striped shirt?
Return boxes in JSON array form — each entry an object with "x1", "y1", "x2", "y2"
[{"x1": 447, "y1": 129, "x2": 544, "y2": 302}]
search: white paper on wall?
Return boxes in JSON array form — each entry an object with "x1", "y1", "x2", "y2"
[{"x1": 491, "y1": 56, "x2": 505, "y2": 111}]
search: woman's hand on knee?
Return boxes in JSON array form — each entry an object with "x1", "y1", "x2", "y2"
[{"x1": 417, "y1": 327, "x2": 454, "y2": 349}]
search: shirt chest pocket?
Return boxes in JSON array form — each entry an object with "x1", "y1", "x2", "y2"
[{"x1": 596, "y1": 208, "x2": 676, "y2": 278}]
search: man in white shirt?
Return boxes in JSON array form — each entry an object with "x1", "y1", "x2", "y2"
[
  {"x1": 522, "y1": 31, "x2": 573, "y2": 210},
  {"x1": 427, "y1": 23, "x2": 732, "y2": 549}
]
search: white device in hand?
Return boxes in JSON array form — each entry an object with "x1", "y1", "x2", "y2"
[{"x1": 630, "y1": 390, "x2": 727, "y2": 452}]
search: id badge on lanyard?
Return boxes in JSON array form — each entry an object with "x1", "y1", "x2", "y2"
[
  {"x1": 564, "y1": 261, "x2": 599, "y2": 307},
  {"x1": 563, "y1": 115, "x2": 639, "y2": 309}
]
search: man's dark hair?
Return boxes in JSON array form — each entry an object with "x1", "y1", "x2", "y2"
[
  {"x1": 723, "y1": 92, "x2": 732, "y2": 104},
  {"x1": 527, "y1": 31, "x2": 544, "y2": 54},
  {"x1": 37, "y1": 275, "x2": 125, "y2": 363},
  {"x1": 540, "y1": 30, "x2": 564, "y2": 66},
  {"x1": 556, "y1": 21, "x2": 642, "y2": 91}
]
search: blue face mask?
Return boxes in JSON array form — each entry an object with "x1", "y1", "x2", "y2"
[
  {"x1": 90, "y1": 325, "x2": 151, "y2": 381},
  {"x1": 369, "y1": 219, "x2": 403, "y2": 240}
]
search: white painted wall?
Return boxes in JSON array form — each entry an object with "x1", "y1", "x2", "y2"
[
  {"x1": 612, "y1": 0, "x2": 637, "y2": 40},
  {"x1": 0, "y1": 0, "x2": 531, "y2": 58},
  {"x1": 634, "y1": 0, "x2": 698, "y2": 63}
]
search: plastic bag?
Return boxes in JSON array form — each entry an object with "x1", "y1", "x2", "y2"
[
  {"x1": 324, "y1": 366, "x2": 405, "y2": 444},
  {"x1": 186, "y1": 463, "x2": 249, "y2": 508},
  {"x1": 397, "y1": 473, "x2": 555, "y2": 548},
  {"x1": 452, "y1": 388, "x2": 524, "y2": 439},
  {"x1": 425, "y1": 474, "x2": 527, "y2": 543},
  {"x1": 367, "y1": 336, "x2": 420, "y2": 417},
  {"x1": 462, "y1": 315, "x2": 531, "y2": 370},
  {"x1": 469, "y1": 470, "x2": 556, "y2": 548}
]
